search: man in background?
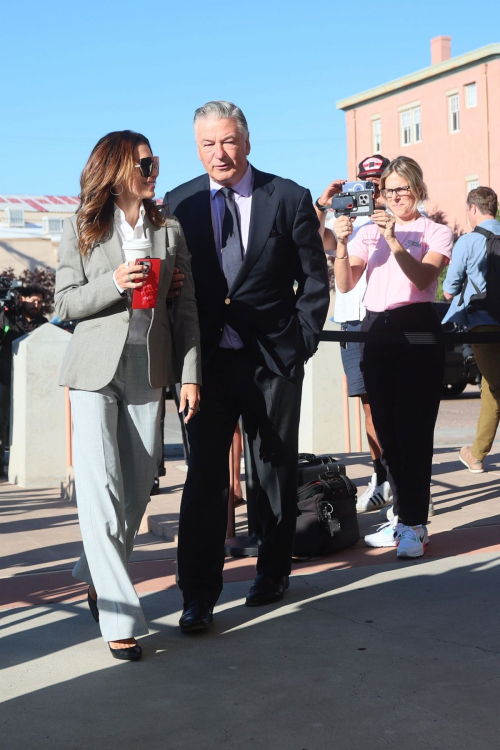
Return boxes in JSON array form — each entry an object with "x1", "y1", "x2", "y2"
[
  {"x1": 443, "y1": 187, "x2": 500, "y2": 473},
  {"x1": 0, "y1": 285, "x2": 47, "y2": 477}
]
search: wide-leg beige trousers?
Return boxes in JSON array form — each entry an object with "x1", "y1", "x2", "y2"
[{"x1": 70, "y1": 345, "x2": 162, "y2": 642}]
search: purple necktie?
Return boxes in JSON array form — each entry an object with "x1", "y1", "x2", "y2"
[{"x1": 220, "y1": 187, "x2": 243, "y2": 289}]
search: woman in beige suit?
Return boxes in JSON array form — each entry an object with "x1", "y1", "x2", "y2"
[{"x1": 55, "y1": 130, "x2": 201, "y2": 661}]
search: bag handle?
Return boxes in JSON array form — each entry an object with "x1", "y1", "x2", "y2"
[
  {"x1": 298, "y1": 453, "x2": 317, "y2": 462},
  {"x1": 318, "y1": 469, "x2": 342, "y2": 481}
]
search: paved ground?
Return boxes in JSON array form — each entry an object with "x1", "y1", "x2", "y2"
[{"x1": 1, "y1": 387, "x2": 500, "y2": 749}]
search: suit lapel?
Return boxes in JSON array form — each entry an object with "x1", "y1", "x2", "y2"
[
  {"x1": 100, "y1": 210, "x2": 164, "y2": 271},
  {"x1": 145, "y1": 217, "x2": 165, "y2": 258},
  {"x1": 195, "y1": 175, "x2": 226, "y2": 282},
  {"x1": 229, "y1": 167, "x2": 278, "y2": 294},
  {"x1": 100, "y1": 229, "x2": 123, "y2": 273}
]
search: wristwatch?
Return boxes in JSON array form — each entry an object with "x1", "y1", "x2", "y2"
[{"x1": 315, "y1": 198, "x2": 330, "y2": 213}]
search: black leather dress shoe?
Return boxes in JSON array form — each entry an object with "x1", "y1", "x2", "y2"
[
  {"x1": 179, "y1": 600, "x2": 214, "y2": 633},
  {"x1": 108, "y1": 643, "x2": 142, "y2": 661},
  {"x1": 245, "y1": 574, "x2": 290, "y2": 607},
  {"x1": 87, "y1": 587, "x2": 99, "y2": 622}
]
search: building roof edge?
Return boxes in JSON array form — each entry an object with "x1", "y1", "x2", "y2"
[{"x1": 336, "y1": 43, "x2": 500, "y2": 111}]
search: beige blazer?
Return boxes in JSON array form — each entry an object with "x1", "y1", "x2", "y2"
[{"x1": 55, "y1": 212, "x2": 201, "y2": 391}]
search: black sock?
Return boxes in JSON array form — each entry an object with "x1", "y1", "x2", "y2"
[{"x1": 373, "y1": 458, "x2": 387, "y2": 485}]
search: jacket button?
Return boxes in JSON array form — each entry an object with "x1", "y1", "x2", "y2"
[
  {"x1": 225, "y1": 298, "x2": 231, "y2": 305},
  {"x1": 122, "y1": 316, "x2": 129, "y2": 323}
]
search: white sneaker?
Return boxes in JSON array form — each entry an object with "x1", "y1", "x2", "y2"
[
  {"x1": 356, "y1": 474, "x2": 393, "y2": 513},
  {"x1": 380, "y1": 497, "x2": 435, "y2": 522},
  {"x1": 397, "y1": 525, "x2": 429, "y2": 558},
  {"x1": 364, "y1": 519, "x2": 404, "y2": 548}
]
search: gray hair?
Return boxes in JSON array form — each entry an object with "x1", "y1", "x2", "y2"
[{"x1": 193, "y1": 100, "x2": 249, "y2": 136}]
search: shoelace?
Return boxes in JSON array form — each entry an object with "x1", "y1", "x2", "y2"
[
  {"x1": 359, "y1": 476, "x2": 377, "y2": 498},
  {"x1": 400, "y1": 525, "x2": 425, "y2": 542},
  {"x1": 375, "y1": 520, "x2": 403, "y2": 537}
]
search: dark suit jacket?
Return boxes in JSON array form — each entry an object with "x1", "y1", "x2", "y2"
[{"x1": 164, "y1": 165, "x2": 329, "y2": 377}]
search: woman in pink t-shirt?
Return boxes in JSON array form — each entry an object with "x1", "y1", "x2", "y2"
[{"x1": 334, "y1": 157, "x2": 453, "y2": 558}]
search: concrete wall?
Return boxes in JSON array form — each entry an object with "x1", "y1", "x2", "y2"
[
  {"x1": 299, "y1": 300, "x2": 369, "y2": 456},
  {"x1": 344, "y1": 58, "x2": 500, "y2": 231},
  {"x1": 0, "y1": 238, "x2": 58, "y2": 273},
  {"x1": 9, "y1": 324, "x2": 72, "y2": 488}
]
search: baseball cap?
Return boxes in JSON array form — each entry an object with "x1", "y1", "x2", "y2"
[{"x1": 357, "y1": 155, "x2": 391, "y2": 179}]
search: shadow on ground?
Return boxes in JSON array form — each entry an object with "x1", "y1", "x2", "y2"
[{"x1": 2, "y1": 557, "x2": 500, "y2": 750}]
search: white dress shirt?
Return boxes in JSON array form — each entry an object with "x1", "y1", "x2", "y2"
[
  {"x1": 329, "y1": 215, "x2": 371, "y2": 323},
  {"x1": 209, "y1": 163, "x2": 253, "y2": 349},
  {"x1": 113, "y1": 204, "x2": 152, "y2": 345}
]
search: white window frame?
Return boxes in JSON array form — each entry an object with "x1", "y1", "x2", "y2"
[
  {"x1": 467, "y1": 179, "x2": 479, "y2": 192},
  {"x1": 449, "y1": 94, "x2": 460, "y2": 133},
  {"x1": 413, "y1": 106, "x2": 421, "y2": 143},
  {"x1": 372, "y1": 118, "x2": 382, "y2": 153},
  {"x1": 400, "y1": 105, "x2": 421, "y2": 146},
  {"x1": 400, "y1": 110, "x2": 412, "y2": 146},
  {"x1": 465, "y1": 82, "x2": 477, "y2": 109}
]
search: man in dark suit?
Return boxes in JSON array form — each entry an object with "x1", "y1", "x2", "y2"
[{"x1": 164, "y1": 101, "x2": 329, "y2": 632}]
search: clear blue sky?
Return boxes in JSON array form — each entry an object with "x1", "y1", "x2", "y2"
[{"x1": 1, "y1": 0, "x2": 496, "y2": 201}]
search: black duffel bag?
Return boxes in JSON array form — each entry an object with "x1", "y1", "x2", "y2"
[
  {"x1": 298, "y1": 453, "x2": 346, "y2": 485},
  {"x1": 293, "y1": 470, "x2": 359, "y2": 559}
]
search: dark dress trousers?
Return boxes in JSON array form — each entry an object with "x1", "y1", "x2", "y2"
[{"x1": 165, "y1": 166, "x2": 329, "y2": 606}]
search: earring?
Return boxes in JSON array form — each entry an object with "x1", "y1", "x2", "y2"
[{"x1": 110, "y1": 184, "x2": 123, "y2": 196}]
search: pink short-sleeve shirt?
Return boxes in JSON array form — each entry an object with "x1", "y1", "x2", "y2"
[{"x1": 348, "y1": 216, "x2": 453, "y2": 312}]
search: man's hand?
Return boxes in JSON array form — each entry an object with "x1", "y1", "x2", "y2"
[
  {"x1": 333, "y1": 215, "x2": 354, "y2": 246},
  {"x1": 179, "y1": 383, "x2": 201, "y2": 424},
  {"x1": 371, "y1": 210, "x2": 396, "y2": 242},
  {"x1": 317, "y1": 180, "x2": 346, "y2": 210},
  {"x1": 168, "y1": 267, "x2": 185, "y2": 299}
]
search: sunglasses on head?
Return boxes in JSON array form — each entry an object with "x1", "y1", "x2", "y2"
[{"x1": 134, "y1": 156, "x2": 160, "y2": 178}]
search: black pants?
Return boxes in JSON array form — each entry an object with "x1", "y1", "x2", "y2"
[
  {"x1": 178, "y1": 348, "x2": 303, "y2": 606},
  {"x1": 360, "y1": 303, "x2": 445, "y2": 526}
]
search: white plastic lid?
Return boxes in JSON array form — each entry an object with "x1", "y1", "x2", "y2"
[{"x1": 122, "y1": 238, "x2": 152, "y2": 252}]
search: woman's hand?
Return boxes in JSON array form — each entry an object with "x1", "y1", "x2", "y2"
[
  {"x1": 333, "y1": 215, "x2": 354, "y2": 246},
  {"x1": 114, "y1": 262, "x2": 150, "y2": 291},
  {"x1": 179, "y1": 383, "x2": 201, "y2": 424},
  {"x1": 371, "y1": 210, "x2": 396, "y2": 242}
]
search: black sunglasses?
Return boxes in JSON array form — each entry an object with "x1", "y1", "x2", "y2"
[{"x1": 134, "y1": 156, "x2": 160, "y2": 178}]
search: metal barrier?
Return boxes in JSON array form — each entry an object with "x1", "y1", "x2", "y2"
[
  {"x1": 320, "y1": 330, "x2": 500, "y2": 344},
  {"x1": 224, "y1": 327, "x2": 500, "y2": 557},
  {"x1": 63, "y1": 328, "x2": 500, "y2": 553}
]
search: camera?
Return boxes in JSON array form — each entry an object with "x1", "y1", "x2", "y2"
[
  {"x1": 0, "y1": 277, "x2": 22, "y2": 309},
  {"x1": 462, "y1": 343, "x2": 476, "y2": 366},
  {"x1": 331, "y1": 181, "x2": 375, "y2": 218}
]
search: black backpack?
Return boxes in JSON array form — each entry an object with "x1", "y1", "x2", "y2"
[
  {"x1": 297, "y1": 452, "x2": 346, "y2": 485},
  {"x1": 460, "y1": 227, "x2": 500, "y2": 322},
  {"x1": 293, "y1": 471, "x2": 359, "y2": 559}
]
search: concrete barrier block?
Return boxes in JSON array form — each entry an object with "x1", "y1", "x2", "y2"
[
  {"x1": 299, "y1": 320, "x2": 369, "y2": 456},
  {"x1": 9, "y1": 324, "x2": 72, "y2": 488}
]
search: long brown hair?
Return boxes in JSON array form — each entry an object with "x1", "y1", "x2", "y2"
[{"x1": 77, "y1": 130, "x2": 166, "y2": 256}]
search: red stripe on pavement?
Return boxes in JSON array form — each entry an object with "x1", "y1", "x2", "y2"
[{"x1": 1, "y1": 526, "x2": 499, "y2": 612}]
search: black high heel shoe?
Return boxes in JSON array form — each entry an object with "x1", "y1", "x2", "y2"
[
  {"x1": 87, "y1": 587, "x2": 99, "y2": 623},
  {"x1": 108, "y1": 642, "x2": 142, "y2": 661}
]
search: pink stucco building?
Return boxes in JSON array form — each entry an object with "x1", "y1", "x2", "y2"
[{"x1": 336, "y1": 38, "x2": 500, "y2": 231}]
